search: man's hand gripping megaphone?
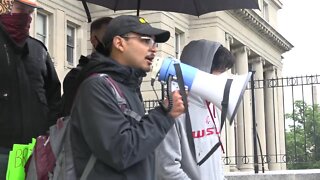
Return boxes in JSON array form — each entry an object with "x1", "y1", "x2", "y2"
[{"x1": 151, "y1": 57, "x2": 189, "y2": 116}]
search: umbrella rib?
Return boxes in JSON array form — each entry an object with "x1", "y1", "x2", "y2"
[
  {"x1": 137, "y1": 0, "x2": 141, "y2": 16},
  {"x1": 192, "y1": 0, "x2": 200, "y2": 16},
  {"x1": 114, "y1": 0, "x2": 120, "y2": 12},
  {"x1": 81, "y1": 0, "x2": 91, "y2": 22}
]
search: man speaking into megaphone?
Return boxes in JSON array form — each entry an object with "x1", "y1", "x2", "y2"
[{"x1": 155, "y1": 40, "x2": 237, "y2": 180}]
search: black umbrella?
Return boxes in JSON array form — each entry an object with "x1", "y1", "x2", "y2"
[{"x1": 80, "y1": 0, "x2": 259, "y2": 22}]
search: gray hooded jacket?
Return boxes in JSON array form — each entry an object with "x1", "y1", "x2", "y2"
[{"x1": 156, "y1": 40, "x2": 224, "y2": 180}]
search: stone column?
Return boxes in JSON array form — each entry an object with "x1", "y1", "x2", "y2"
[
  {"x1": 275, "y1": 69, "x2": 286, "y2": 170},
  {"x1": 222, "y1": 33, "x2": 237, "y2": 171},
  {"x1": 264, "y1": 66, "x2": 281, "y2": 170},
  {"x1": 233, "y1": 46, "x2": 253, "y2": 171},
  {"x1": 312, "y1": 86, "x2": 318, "y2": 105},
  {"x1": 250, "y1": 57, "x2": 268, "y2": 171},
  {"x1": 225, "y1": 33, "x2": 234, "y2": 49},
  {"x1": 54, "y1": 9, "x2": 66, "y2": 81}
]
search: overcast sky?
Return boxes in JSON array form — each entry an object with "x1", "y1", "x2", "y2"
[{"x1": 278, "y1": 0, "x2": 320, "y2": 77}]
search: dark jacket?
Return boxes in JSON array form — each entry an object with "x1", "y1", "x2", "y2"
[
  {"x1": 63, "y1": 55, "x2": 89, "y2": 95},
  {"x1": 60, "y1": 55, "x2": 89, "y2": 116},
  {"x1": 0, "y1": 25, "x2": 61, "y2": 148},
  {"x1": 70, "y1": 52, "x2": 174, "y2": 180}
]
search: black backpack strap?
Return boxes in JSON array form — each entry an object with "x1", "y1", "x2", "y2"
[
  {"x1": 80, "y1": 155, "x2": 96, "y2": 180},
  {"x1": 197, "y1": 79, "x2": 233, "y2": 166},
  {"x1": 173, "y1": 63, "x2": 196, "y2": 159},
  {"x1": 219, "y1": 79, "x2": 233, "y2": 132},
  {"x1": 197, "y1": 142, "x2": 222, "y2": 166},
  {"x1": 98, "y1": 74, "x2": 142, "y2": 122}
]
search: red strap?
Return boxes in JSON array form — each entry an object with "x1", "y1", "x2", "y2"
[
  {"x1": 90, "y1": 73, "x2": 125, "y2": 98},
  {"x1": 104, "y1": 76, "x2": 126, "y2": 98},
  {"x1": 90, "y1": 73, "x2": 127, "y2": 111},
  {"x1": 206, "y1": 101, "x2": 225, "y2": 153}
]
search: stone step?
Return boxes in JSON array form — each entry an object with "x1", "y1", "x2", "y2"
[{"x1": 225, "y1": 169, "x2": 320, "y2": 180}]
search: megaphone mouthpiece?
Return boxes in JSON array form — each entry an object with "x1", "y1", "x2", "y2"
[{"x1": 150, "y1": 57, "x2": 164, "y2": 86}]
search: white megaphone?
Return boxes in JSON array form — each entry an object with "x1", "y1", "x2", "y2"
[{"x1": 151, "y1": 57, "x2": 252, "y2": 123}]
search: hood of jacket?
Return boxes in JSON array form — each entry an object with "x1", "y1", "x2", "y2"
[
  {"x1": 180, "y1": 39, "x2": 221, "y2": 73},
  {"x1": 78, "y1": 52, "x2": 146, "y2": 89},
  {"x1": 180, "y1": 40, "x2": 221, "y2": 107},
  {"x1": 65, "y1": 52, "x2": 147, "y2": 111}
]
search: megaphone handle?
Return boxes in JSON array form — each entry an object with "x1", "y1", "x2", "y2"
[
  {"x1": 159, "y1": 75, "x2": 174, "y2": 113},
  {"x1": 173, "y1": 63, "x2": 196, "y2": 159}
]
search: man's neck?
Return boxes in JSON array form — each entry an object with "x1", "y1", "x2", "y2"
[{"x1": 110, "y1": 53, "x2": 127, "y2": 66}]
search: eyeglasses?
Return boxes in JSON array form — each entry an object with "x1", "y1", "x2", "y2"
[{"x1": 121, "y1": 35, "x2": 157, "y2": 48}]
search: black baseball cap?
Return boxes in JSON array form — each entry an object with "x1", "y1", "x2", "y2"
[{"x1": 103, "y1": 15, "x2": 170, "y2": 45}]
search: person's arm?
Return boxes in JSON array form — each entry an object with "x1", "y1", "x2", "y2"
[
  {"x1": 73, "y1": 76, "x2": 177, "y2": 171},
  {"x1": 44, "y1": 53, "x2": 62, "y2": 125},
  {"x1": 156, "y1": 115, "x2": 192, "y2": 180}
]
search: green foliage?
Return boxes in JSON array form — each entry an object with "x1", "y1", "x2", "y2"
[{"x1": 285, "y1": 100, "x2": 320, "y2": 169}]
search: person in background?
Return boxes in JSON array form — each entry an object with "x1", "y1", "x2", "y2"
[
  {"x1": 0, "y1": 0, "x2": 61, "y2": 178},
  {"x1": 90, "y1": 17, "x2": 113, "y2": 53},
  {"x1": 156, "y1": 39, "x2": 235, "y2": 180},
  {"x1": 61, "y1": 17, "x2": 112, "y2": 116}
]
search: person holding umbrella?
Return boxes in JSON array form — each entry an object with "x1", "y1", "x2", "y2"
[
  {"x1": 156, "y1": 39, "x2": 235, "y2": 180},
  {"x1": 69, "y1": 15, "x2": 185, "y2": 179},
  {"x1": 0, "y1": 0, "x2": 61, "y2": 178}
]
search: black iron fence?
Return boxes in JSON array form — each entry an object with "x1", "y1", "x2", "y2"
[
  {"x1": 143, "y1": 74, "x2": 320, "y2": 171},
  {"x1": 268, "y1": 75, "x2": 320, "y2": 170}
]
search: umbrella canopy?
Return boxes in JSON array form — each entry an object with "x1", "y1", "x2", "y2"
[{"x1": 80, "y1": 0, "x2": 259, "y2": 21}]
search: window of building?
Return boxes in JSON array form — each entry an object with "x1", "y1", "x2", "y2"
[
  {"x1": 36, "y1": 13, "x2": 48, "y2": 45},
  {"x1": 66, "y1": 25, "x2": 76, "y2": 66},
  {"x1": 175, "y1": 29, "x2": 184, "y2": 59}
]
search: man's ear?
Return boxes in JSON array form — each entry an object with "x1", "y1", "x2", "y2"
[
  {"x1": 113, "y1": 36, "x2": 125, "y2": 52},
  {"x1": 90, "y1": 35, "x2": 97, "y2": 48}
]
